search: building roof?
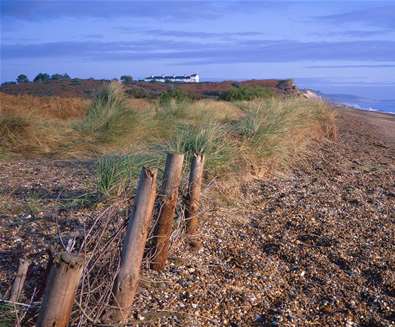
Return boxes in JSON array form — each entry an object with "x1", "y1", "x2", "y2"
[{"x1": 145, "y1": 74, "x2": 198, "y2": 80}]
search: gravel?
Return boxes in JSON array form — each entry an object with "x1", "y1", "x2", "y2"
[{"x1": 0, "y1": 108, "x2": 394, "y2": 326}]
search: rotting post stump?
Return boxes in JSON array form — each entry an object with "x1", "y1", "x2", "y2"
[{"x1": 151, "y1": 153, "x2": 184, "y2": 271}]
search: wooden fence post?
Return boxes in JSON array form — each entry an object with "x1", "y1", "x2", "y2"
[
  {"x1": 185, "y1": 153, "x2": 205, "y2": 248},
  {"x1": 151, "y1": 153, "x2": 184, "y2": 271},
  {"x1": 9, "y1": 258, "x2": 30, "y2": 302},
  {"x1": 36, "y1": 252, "x2": 84, "y2": 327},
  {"x1": 108, "y1": 167, "x2": 157, "y2": 323},
  {"x1": 36, "y1": 247, "x2": 54, "y2": 300}
]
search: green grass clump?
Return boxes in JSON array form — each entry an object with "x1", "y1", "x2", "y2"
[
  {"x1": 238, "y1": 100, "x2": 289, "y2": 141},
  {"x1": 96, "y1": 153, "x2": 161, "y2": 197},
  {"x1": 237, "y1": 98, "x2": 335, "y2": 159},
  {"x1": 165, "y1": 123, "x2": 235, "y2": 174},
  {"x1": 220, "y1": 85, "x2": 274, "y2": 101},
  {"x1": 77, "y1": 82, "x2": 137, "y2": 142}
]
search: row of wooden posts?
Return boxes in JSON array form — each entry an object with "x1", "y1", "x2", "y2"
[{"x1": 7, "y1": 152, "x2": 205, "y2": 326}]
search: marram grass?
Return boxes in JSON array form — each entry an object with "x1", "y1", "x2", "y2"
[{"x1": 0, "y1": 86, "x2": 335, "y2": 195}]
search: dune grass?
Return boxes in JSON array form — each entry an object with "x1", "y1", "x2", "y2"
[
  {"x1": 96, "y1": 153, "x2": 162, "y2": 197},
  {"x1": 76, "y1": 82, "x2": 138, "y2": 142},
  {"x1": 0, "y1": 84, "x2": 336, "y2": 196}
]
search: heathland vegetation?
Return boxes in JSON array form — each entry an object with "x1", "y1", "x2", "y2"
[{"x1": 0, "y1": 81, "x2": 335, "y2": 197}]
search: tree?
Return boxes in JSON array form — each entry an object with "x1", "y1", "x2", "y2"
[
  {"x1": 120, "y1": 75, "x2": 133, "y2": 84},
  {"x1": 17, "y1": 74, "x2": 30, "y2": 83},
  {"x1": 51, "y1": 73, "x2": 64, "y2": 80},
  {"x1": 51, "y1": 73, "x2": 71, "y2": 80},
  {"x1": 1, "y1": 81, "x2": 17, "y2": 86},
  {"x1": 33, "y1": 73, "x2": 50, "y2": 83}
]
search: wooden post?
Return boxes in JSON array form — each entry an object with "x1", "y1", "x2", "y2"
[
  {"x1": 109, "y1": 168, "x2": 157, "y2": 323},
  {"x1": 9, "y1": 258, "x2": 30, "y2": 302},
  {"x1": 36, "y1": 252, "x2": 84, "y2": 327},
  {"x1": 36, "y1": 248, "x2": 54, "y2": 300},
  {"x1": 185, "y1": 153, "x2": 205, "y2": 248},
  {"x1": 151, "y1": 153, "x2": 184, "y2": 271}
]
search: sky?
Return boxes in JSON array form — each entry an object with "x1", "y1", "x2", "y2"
[{"x1": 1, "y1": 0, "x2": 395, "y2": 99}]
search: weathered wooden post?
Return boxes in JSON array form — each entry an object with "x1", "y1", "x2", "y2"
[
  {"x1": 9, "y1": 258, "x2": 30, "y2": 302},
  {"x1": 151, "y1": 153, "x2": 184, "y2": 271},
  {"x1": 36, "y1": 252, "x2": 84, "y2": 327},
  {"x1": 108, "y1": 167, "x2": 157, "y2": 323},
  {"x1": 36, "y1": 248, "x2": 54, "y2": 300},
  {"x1": 185, "y1": 153, "x2": 205, "y2": 248}
]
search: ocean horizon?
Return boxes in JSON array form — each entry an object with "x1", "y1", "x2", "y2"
[{"x1": 320, "y1": 93, "x2": 395, "y2": 115}]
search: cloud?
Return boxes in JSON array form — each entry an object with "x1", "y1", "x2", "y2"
[
  {"x1": 174, "y1": 40, "x2": 395, "y2": 65},
  {"x1": 1, "y1": 0, "x2": 282, "y2": 21},
  {"x1": 315, "y1": 29, "x2": 392, "y2": 38},
  {"x1": 340, "y1": 30, "x2": 392, "y2": 38},
  {"x1": 307, "y1": 64, "x2": 395, "y2": 69},
  {"x1": 84, "y1": 34, "x2": 104, "y2": 40},
  {"x1": 319, "y1": 6, "x2": 395, "y2": 29},
  {"x1": 1, "y1": 39, "x2": 213, "y2": 58},
  {"x1": 3, "y1": 39, "x2": 395, "y2": 65},
  {"x1": 1, "y1": 1, "x2": 219, "y2": 21},
  {"x1": 117, "y1": 28, "x2": 265, "y2": 39}
]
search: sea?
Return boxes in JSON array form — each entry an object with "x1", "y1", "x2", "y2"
[{"x1": 317, "y1": 92, "x2": 395, "y2": 115}]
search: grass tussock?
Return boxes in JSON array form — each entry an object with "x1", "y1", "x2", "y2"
[
  {"x1": 238, "y1": 98, "x2": 336, "y2": 172},
  {"x1": 1, "y1": 86, "x2": 336, "y2": 196},
  {"x1": 96, "y1": 153, "x2": 162, "y2": 197},
  {"x1": 76, "y1": 82, "x2": 138, "y2": 142}
]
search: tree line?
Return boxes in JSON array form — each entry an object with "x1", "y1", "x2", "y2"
[
  {"x1": 2, "y1": 74, "x2": 135, "y2": 85},
  {"x1": 15, "y1": 73, "x2": 72, "y2": 83}
]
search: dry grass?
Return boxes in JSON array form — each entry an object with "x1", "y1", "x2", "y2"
[
  {"x1": 0, "y1": 87, "x2": 336, "y2": 190},
  {"x1": 0, "y1": 92, "x2": 90, "y2": 156},
  {"x1": 235, "y1": 98, "x2": 336, "y2": 173},
  {"x1": 0, "y1": 92, "x2": 90, "y2": 120}
]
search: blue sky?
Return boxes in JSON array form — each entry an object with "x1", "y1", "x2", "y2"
[{"x1": 1, "y1": 0, "x2": 395, "y2": 98}]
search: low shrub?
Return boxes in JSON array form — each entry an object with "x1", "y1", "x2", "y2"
[
  {"x1": 220, "y1": 85, "x2": 274, "y2": 101},
  {"x1": 125, "y1": 87, "x2": 154, "y2": 99},
  {"x1": 159, "y1": 89, "x2": 195, "y2": 106}
]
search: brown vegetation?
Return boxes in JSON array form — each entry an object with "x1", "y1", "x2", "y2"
[{"x1": 0, "y1": 79, "x2": 297, "y2": 99}]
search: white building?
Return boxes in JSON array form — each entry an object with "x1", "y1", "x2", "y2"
[{"x1": 144, "y1": 73, "x2": 199, "y2": 83}]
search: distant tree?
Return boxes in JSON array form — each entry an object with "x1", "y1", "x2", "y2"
[
  {"x1": 71, "y1": 78, "x2": 82, "y2": 85},
  {"x1": 17, "y1": 74, "x2": 30, "y2": 83},
  {"x1": 33, "y1": 73, "x2": 50, "y2": 83},
  {"x1": 1, "y1": 81, "x2": 17, "y2": 86},
  {"x1": 51, "y1": 73, "x2": 64, "y2": 80},
  {"x1": 120, "y1": 75, "x2": 133, "y2": 84},
  {"x1": 51, "y1": 73, "x2": 71, "y2": 80}
]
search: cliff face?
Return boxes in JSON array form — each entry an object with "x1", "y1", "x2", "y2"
[
  {"x1": 301, "y1": 89, "x2": 323, "y2": 100},
  {"x1": 0, "y1": 79, "x2": 300, "y2": 99}
]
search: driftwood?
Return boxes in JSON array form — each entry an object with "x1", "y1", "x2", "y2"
[
  {"x1": 185, "y1": 153, "x2": 205, "y2": 248},
  {"x1": 107, "y1": 167, "x2": 157, "y2": 323},
  {"x1": 151, "y1": 153, "x2": 184, "y2": 271},
  {"x1": 36, "y1": 252, "x2": 84, "y2": 327},
  {"x1": 9, "y1": 258, "x2": 30, "y2": 302}
]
